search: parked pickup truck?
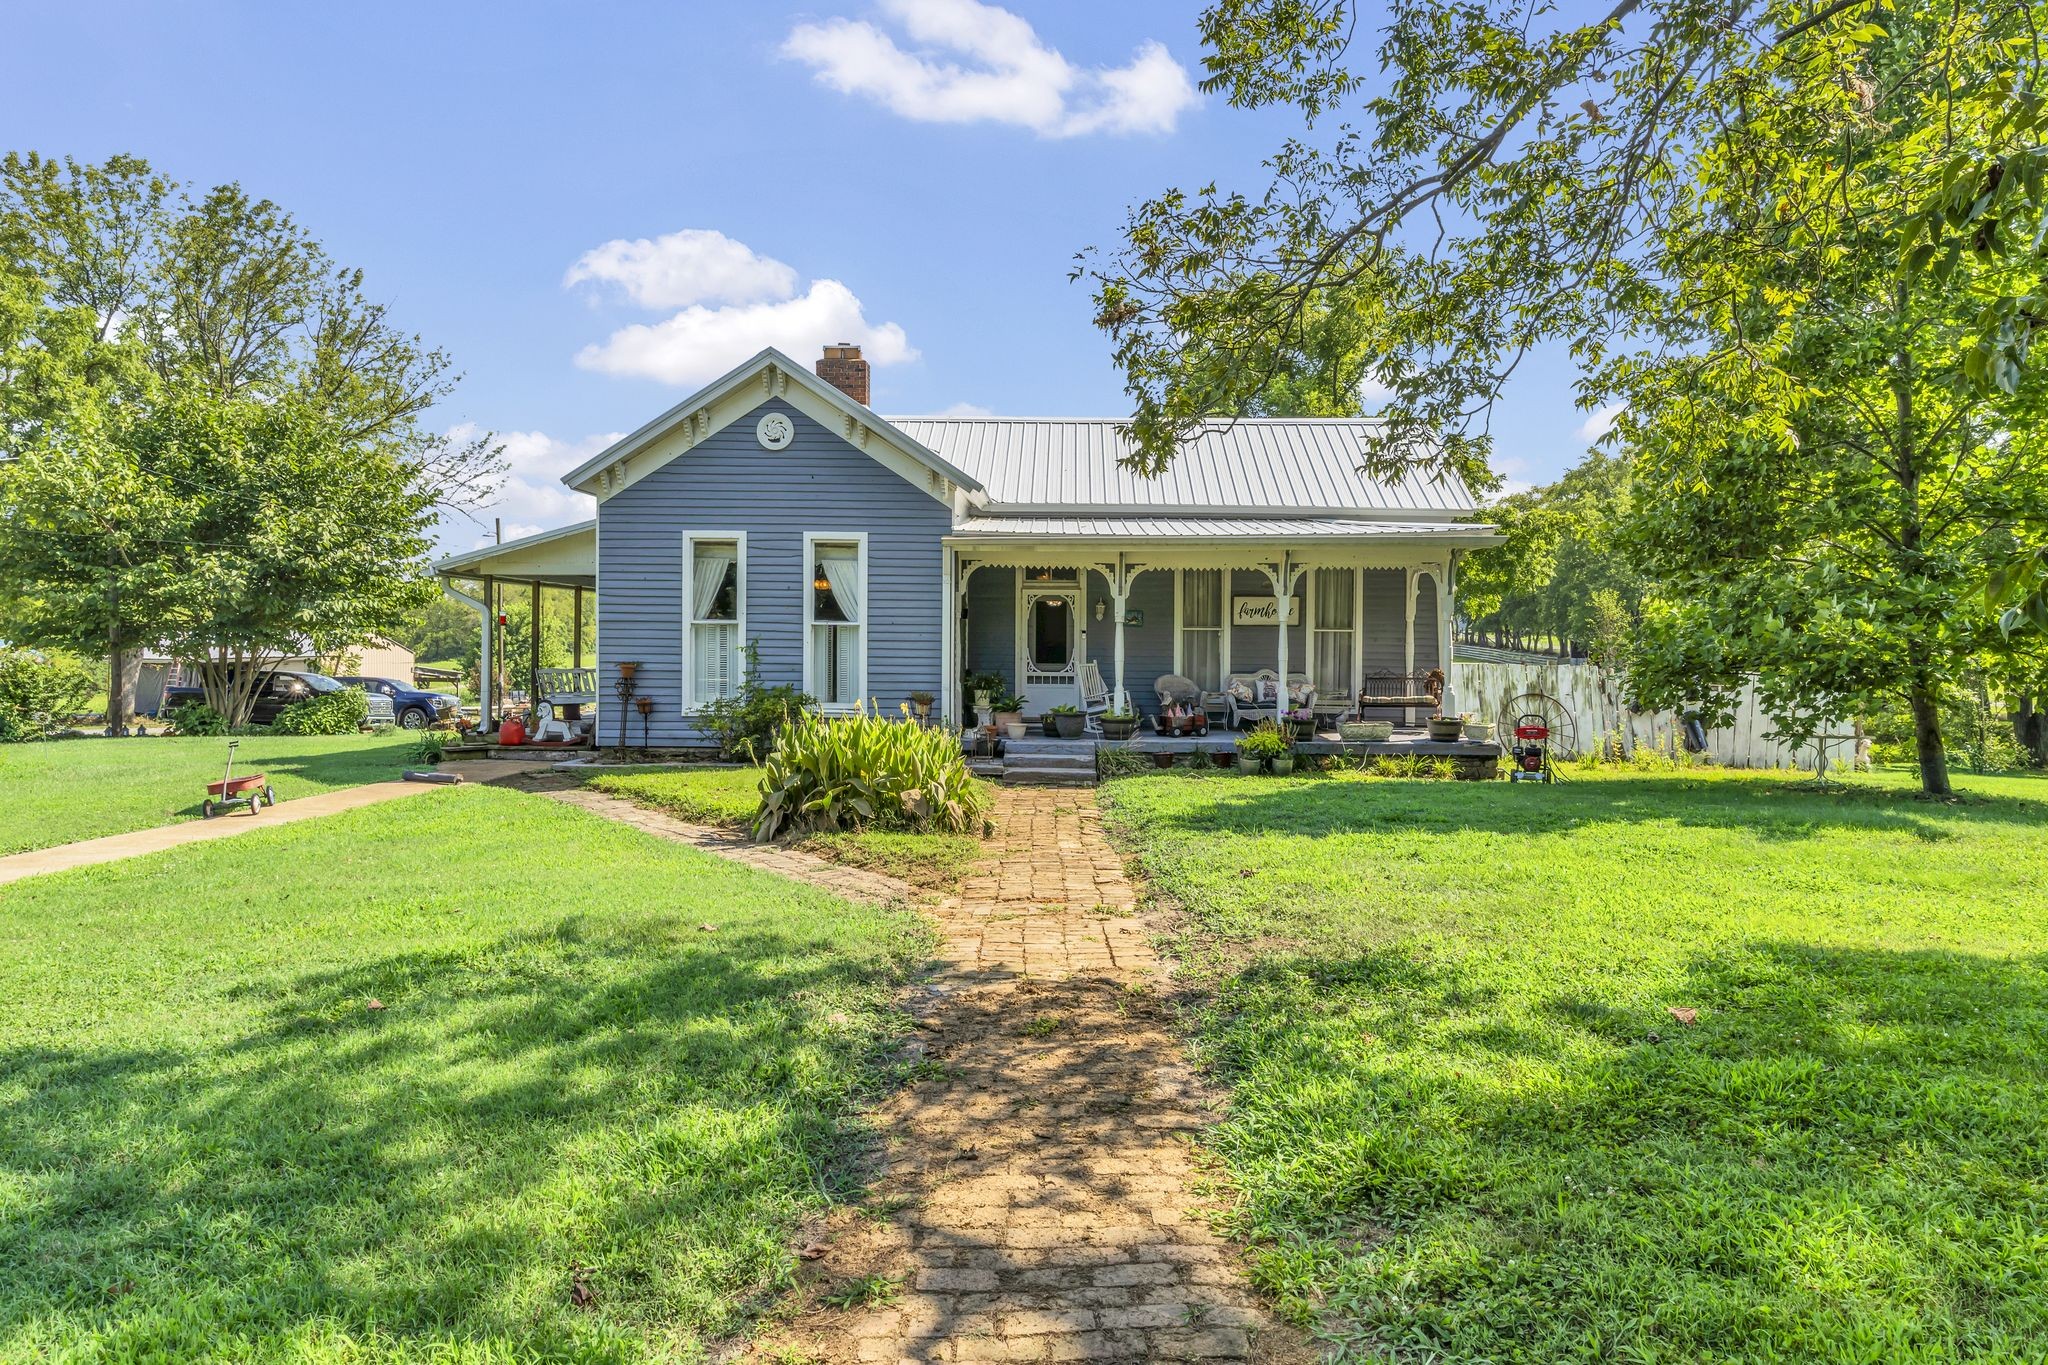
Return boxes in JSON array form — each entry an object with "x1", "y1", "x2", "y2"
[
  {"x1": 336, "y1": 675, "x2": 461, "y2": 730},
  {"x1": 161, "y1": 669, "x2": 396, "y2": 728}
]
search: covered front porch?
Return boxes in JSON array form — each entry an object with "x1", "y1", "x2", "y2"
[
  {"x1": 941, "y1": 526, "x2": 1496, "y2": 732},
  {"x1": 434, "y1": 520, "x2": 600, "y2": 737}
]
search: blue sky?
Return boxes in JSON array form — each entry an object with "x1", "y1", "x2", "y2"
[{"x1": 12, "y1": 1, "x2": 1600, "y2": 547}]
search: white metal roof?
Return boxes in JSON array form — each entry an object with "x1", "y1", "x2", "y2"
[
  {"x1": 888, "y1": 417, "x2": 1479, "y2": 517},
  {"x1": 948, "y1": 516, "x2": 1501, "y2": 543}
]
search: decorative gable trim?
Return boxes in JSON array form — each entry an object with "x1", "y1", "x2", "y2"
[{"x1": 565, "y1": 347, "x2": 985, "y2": 507}]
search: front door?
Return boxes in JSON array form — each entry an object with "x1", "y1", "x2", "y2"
[{"x1": 1018, "y1": 585, "x2": 1081, "y2": 716}]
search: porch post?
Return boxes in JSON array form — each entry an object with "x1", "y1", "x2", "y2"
[
  {"x1": 1438, "y1": 554, "x2": 1458, "y2": 714},
  {"x1": 479, "y1": 574, "x2": 495, "y2": 728},
  {"x1": 572, "y1": 586, "x2": 584, "y2": 669},
  {"x1": 528, "y1": 581, "x2": 542, "y2": 709},
  {"x1": 1263, "y1": 553, "x2": 1295, "y2": 725},
  {"x1": 1111, "y1": 554, "x2": 1129, "y2": 711},
  {"x1": 940, "y1": 547, "x2": 957, "y2": 727},
  {"x1": 1403, "y1": 567, "x2": 1419, "y2": 727}
]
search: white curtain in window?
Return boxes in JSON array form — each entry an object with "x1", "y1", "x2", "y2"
[
  {"x1": 690, "y1": 541, "x2": 739, "y2": 705},
  {"x1": 692, "y1": 545, "x2": 736, "y2": 620},
  {"x1": 1312, "y1": 567, "x2": 1355, "y2": 699},
  {"x1": 1180, "y1": 569, "x2": 1223, "y2": 690},
  {"x1": 811, "y1": 542, "x2": 863, "y2": 705},
  {"x1": 818, "y1": 544, "x2": 861, "y2": 623}
]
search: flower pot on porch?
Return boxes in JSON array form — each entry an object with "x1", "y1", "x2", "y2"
[
  {"x1": 1005, "y1": 721, "x2": 1027, "y2": 740},
  {"x1": 994, "y1": 710, "x2": 1024, "y2": 732},
  {"x1": 1427, "y1": 717, "x2": 1464, "y2": 742},
  {"x1": 1051, "y1": 712, "x2": 1086, "y2": 740},
  {"x1": 1463, "y1": 720, "x2": 1495, "y2": 742},
  {"x1": 1101, "y1": 716, "x2": 1136, "y2": 741}
]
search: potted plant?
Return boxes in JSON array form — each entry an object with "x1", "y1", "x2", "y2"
[
  {"x1": 907, "y1": 690, "x2": 935, "y2": 723},
  {"x1": 964, "y1": 670, "x2": 1005, "y2": 715},
  {"x1": 1285, "y1": 706, "x2": 1318, "y2": 741},
  {"x1": 1046, "y1": 702, "x2": 1085, "y2": 740},
  {"x1": 1236, "y1": 720, "x2": 1290, "y2": 774},
  {"x1": 1151, "y1": 749, "x2": 1177, "y2": 769},
  {"x1": 1200, "y1": 743, "x2": 1235, "y2": 769},
  {"x1": 1427, "y1": 712, "x2": 1465, "y2": 741},
  {"x1": 991, "y1": 692, "x2": 1027, "y2": 735},
  {"x1": 1461, "y1": 712, "x2": 1495, "y2": 742},
  {"x1": 1100, "y1": 706, "x2": 1137, "y2": 741}
]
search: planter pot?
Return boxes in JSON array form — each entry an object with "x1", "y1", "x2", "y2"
[
  {"x1": 994, "y1": 710, "x2": 1024, "y2": 732},
  {"x1": 1271, "y1": 755, "x2": 1296, "y2": 776},
  {"x1": 972, "y1": 691, "x2": 992, "y2": 712},
  {"x1": 1427, "y1": 718, "x2": 1465, "y2": 742},
  {"x1": 1005, "y1": 721, "x2": 1028, "y2": 740},
  {"x1": 1051, "y1": 713, "x2": 1086, "y2": 740},
  {"x1": 1210, "y1": 750, "x2": 1236, "y2": 769},
  {"x1": 1151, "y1": 750, "x2": 1177, "y2": 769},
  {"x1": 1101, "y1": 717, "x2": 1137, "y2": 741},
  {"x1": 1237, "y1": 755, "x2": 1267, "y2": 774},
  {"x1": 1340, "y1": 721, "x2": 1394, "y2": 743},
  {"x1": 1289, "y1": 719, "x2": 1318, "y2": 741},
  {"x1": 1463, "y1": 721, "x2": 1495, "y2": 742}
]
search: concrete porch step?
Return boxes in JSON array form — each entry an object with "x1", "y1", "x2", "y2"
[{"x1": 1002, "y1": 764, "x2": 1097, "y2": 786}]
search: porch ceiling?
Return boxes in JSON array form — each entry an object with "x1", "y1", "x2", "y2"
[{"x1": 433, "y1": 519, "x2": 596, "y2": 589}]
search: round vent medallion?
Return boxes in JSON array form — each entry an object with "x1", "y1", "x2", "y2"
[{"x1": 756, "y1": 412, "x2": 795, "y2": 450}]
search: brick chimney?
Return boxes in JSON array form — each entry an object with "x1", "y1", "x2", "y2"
[{"x1": 815, "y1": 342, "x2": 870, "y2": 406}]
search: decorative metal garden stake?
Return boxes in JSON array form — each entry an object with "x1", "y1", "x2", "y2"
[{"x1": 613, "y1": 663, "x2": 639, "y2": 756}]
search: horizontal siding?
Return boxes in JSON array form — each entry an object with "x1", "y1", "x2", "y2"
[
  {"x1": 1083, "y1": 569, "x2": 1176, "y2": 716},
  {"x1": 597, "y1": 398, "x2": 950, "y2": 747}
]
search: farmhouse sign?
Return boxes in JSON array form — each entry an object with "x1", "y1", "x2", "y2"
[{"x1": 1231, "y1": 595, "x2": 1301, "y2": 627}]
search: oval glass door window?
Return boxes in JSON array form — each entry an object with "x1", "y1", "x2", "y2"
[{"x1": 1031, "y1": 595, "x2": 1072, "y2": 671}]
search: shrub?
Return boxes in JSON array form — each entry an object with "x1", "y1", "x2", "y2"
[
  {"x1": 0, "y1": 649, "x2": 96, "y2": 742},
  {"x1": 272, "y1": 686, "x2": 369, "y2": 736},
  {"x1": 168, "y1": 700, "x2": 229, "y2": 736},
  {"x1": 755, "y1": 706, "x2": 990, "y2": 841},
  {"x1": 409, "y1": 730, "x2": 449, "y2": 765},
  {"x1": 1095, "y1": 745, "x2": 1152, "y2": 781},
  {"x1": 699, "y1": 643, "x2": 816, "y2": 761}
]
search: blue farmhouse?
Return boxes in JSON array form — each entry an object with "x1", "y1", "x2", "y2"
[{"x1": 435, "y1": 344, "x2": 1501, "y2": 746}]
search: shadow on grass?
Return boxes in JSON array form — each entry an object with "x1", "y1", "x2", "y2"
[
  {"x1": 0, "y1": 917, "x2": 909, "y2": 1356},
  {"x1": 1201, "y1": 936, "x2": 2048, "y2": 1355},
  {"x1": 1135, "y1": 770, "x2": 2048, "y2": 843}
]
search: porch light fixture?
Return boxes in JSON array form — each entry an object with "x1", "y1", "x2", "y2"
[
  {"x1": 1094, "y1": 600, "x2": 1106, "y2": 621},
  {"x1": 813, "y1": 563, "x2": 830, "y2": 593}
]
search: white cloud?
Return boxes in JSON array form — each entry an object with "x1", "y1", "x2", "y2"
[
  {"x1": 781, "y1": 0, "x2": 1198, "y2": 138},
  {"x1": 1577, "y1": 401, "x2": 1625, "y2": 443},
  {"x1": 572, "y1": 276, "x2": 916, "y2": 387},
  {"x1": 440, "y1": 424, "x2": 621, "y2": 551},
  {"x1": 938, "y1": 400, "x2": 992, "y2": 416},
  {"x1": 563, "y1": 229, "x2": 797, "y2": 310}
]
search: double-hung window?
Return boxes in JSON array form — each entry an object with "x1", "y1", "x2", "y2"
[
  {"x1": 1178, "y1": 569, "x2": 1223, "y2": 691},
  {"x1": 686, "y1": 535, "x2": 743, "y2": 708},
  {"x1": 1311, "y1": 567, "x2": 1356, "y2": 703},
  {"x1": 805, "y1": 534, "x2": 866, "y2": 709}
]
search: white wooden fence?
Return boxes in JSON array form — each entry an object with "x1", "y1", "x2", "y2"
[{"x1": 1450, "y1": 659, "x2": 1825, "y2": 769}]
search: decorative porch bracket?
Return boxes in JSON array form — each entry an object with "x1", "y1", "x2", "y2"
[{"x1": 1089, "y1": 553, "x2": 1152, "y2": 713}]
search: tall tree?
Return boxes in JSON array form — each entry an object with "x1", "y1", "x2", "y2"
[
  {"x1": 0, "y1": 153, "x2": 501, "y2": 726},
  {"x1": 1084, "y1": 0, "x2": 2048, "y2": 794}
]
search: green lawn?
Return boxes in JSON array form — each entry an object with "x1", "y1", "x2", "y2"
[
  {"x1": 587, "y1": 766, "x2": 986, "y2": 888},
  {"x1": 0, "y1": 783, "x2": 931, "y2": 1360},
  {"x1": 0, "y1": 732, "x2": 418, "y2": 855},
  {"x1": 1101, "y1": 767, "x2": 2048, "y2": 1362}
]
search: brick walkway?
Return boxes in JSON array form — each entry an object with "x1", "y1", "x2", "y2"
[{"x1": 765, "y1": 787, "x2": 1312, "y2": 1364}]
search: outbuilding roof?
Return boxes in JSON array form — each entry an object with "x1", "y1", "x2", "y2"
[{"x1": 888, "y1": 417, "x2": 1480, "y2": 518}]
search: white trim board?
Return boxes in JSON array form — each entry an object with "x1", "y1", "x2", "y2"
[{"x1": 801, "y1": 530, "x2": 869, "y2": 712}]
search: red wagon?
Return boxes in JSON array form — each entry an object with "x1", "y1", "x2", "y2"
[{"x1": 203, "y1": 740, "x2": 277, "y2": 818}]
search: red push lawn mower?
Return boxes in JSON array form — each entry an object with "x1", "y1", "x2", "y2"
[{"x1": 202, "y1": 739, "x2": 277, "y2": 818}]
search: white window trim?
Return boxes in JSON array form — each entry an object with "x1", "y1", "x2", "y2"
[
  {"x1": 802, "y1": 530, "x2": 869, "y2": 712},
  {"x1": 681, "y1": 530, "x2": 746, "y2": 715}
]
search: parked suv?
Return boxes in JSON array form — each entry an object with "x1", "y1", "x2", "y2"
[
  {"x1": 161, "y1": 669, "x2": 396, "y2": 727},
  {"x1": 337, "y1": 675, "x2": 460, "y2": 730}
]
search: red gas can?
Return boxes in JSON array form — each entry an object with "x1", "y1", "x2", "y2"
[{"x1": 499, "y1": 716, "x2": 527, "y2": 746}]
